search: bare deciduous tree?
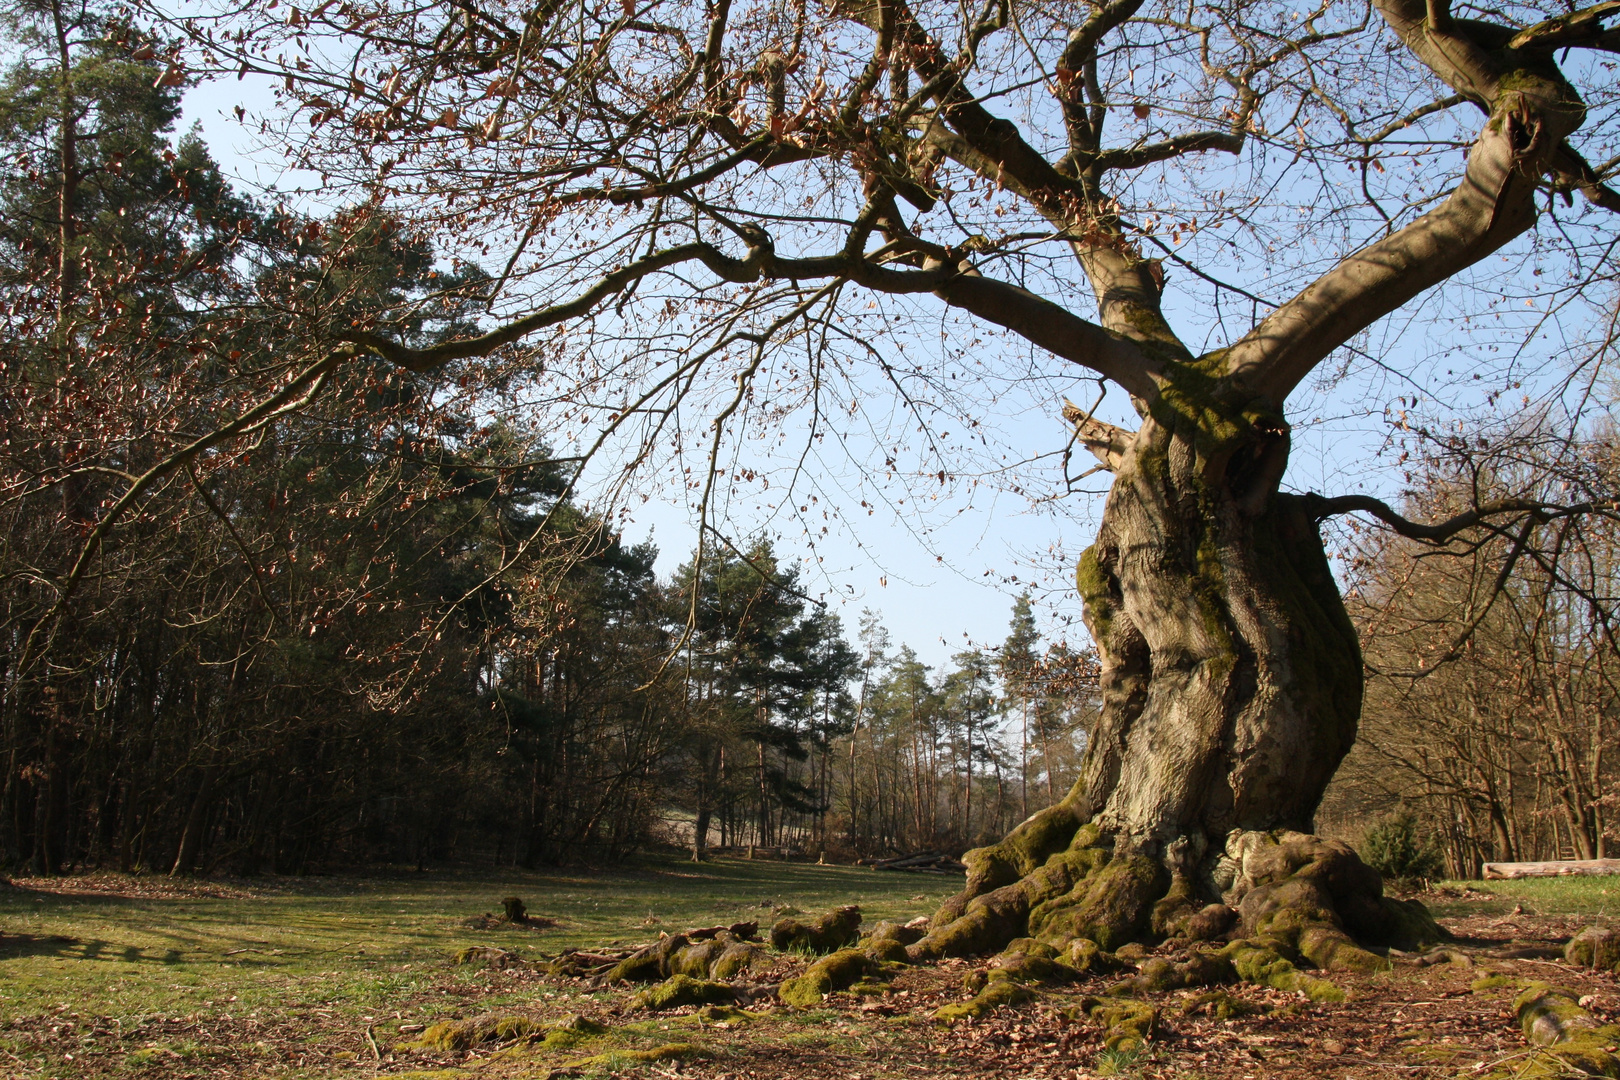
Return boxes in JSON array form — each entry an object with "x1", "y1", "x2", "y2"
[{"x1": 124, "y1": 0, "x2": 1620, "y2": 960}]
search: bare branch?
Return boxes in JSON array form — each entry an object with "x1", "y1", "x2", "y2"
[{"x1": 1305, "y1": 493, "x2": 1620, "y2": 543}]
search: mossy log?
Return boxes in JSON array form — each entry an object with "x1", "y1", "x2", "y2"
[{"x1": 771, "y1": 905, "x2": 862, "y2": 953}]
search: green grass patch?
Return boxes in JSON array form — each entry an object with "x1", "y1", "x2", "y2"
[
  {"x1": 0, "y1": 855, "x2": 944, "y2": 1078},
  {"x1": 1426, "y1": 876, "x2": 1620, "y2": 918}
]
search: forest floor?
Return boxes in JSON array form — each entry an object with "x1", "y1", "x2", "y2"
[{"x1": 0, "y1": 857, "x2": 1615, "y2": 1080}]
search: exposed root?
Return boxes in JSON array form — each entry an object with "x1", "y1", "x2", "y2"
[
  {"x1": 452, "y1": 945, "x2": 522, "y2": 969},
  {"x1": 1415, "y1": 946, "x2": 1474, "y2": 969},
  {"x1": 866, "y1": 918, "x2": 929, "y2": 946},
  {"x1": 778, "y1": 947, "x2": 880, "y2": 1008},
  {"x1": 603, "y1": 927, "x2": 766, "y2": 984},
  {"x1": 1064, "y1": 938, "x2": 1126, "y2": 977},
  {"x1": 1565, "y1": 926, "x2": 1620, "y2": 974},
  {"x1": 1221, "y1": 938, "x2": 1345, "y2": 1002},
  {"x1": 695, "y1": 1004, "x2": 758, "y2": 1025},
  {"x1": 1179, "y1": 989, "x2": 1264, "y2": 1020},
  {"x1": 1497, "y1": 982, "x2": 1620, "y2": 1078},
  {"x1": 910, "y1": 816, "x2": 1438, "y2": 1008},
  {"x1": 909, "y1": 818, "x2": 1163, "y2": 961},
  {"x1": 571, "y1": 1042, "x2": 704, "y2": 1070},
  {"x1": 1070, "y1": 996, "x2": 1157, "y2": 1052},
  {"x1": 630, "y1": 974, "x2": 738, "y2": 1010},
  {"x1": 1225, "y1": 831, "x2": 1437, "y2": 972},
  {"x1": 932, "y1": 978, "x2": 1034, "y2": 1022},
  {"x1": 402, "y1": 1012, "x2": 605, "y2": 1053},
  {"x1": 1115, "y1": 946, "x2": 1236, "y2": 995},
  {"x1": 771, "y1": 905, "x2": 862, "y2": 953},
  {"x1": 988, "y1": 938, "x2": 1085, "y2": 985}
]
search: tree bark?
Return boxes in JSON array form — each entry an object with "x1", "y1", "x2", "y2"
[
  {"x1": 913, "y1": 385, "x2": 1441, "y2": 968},
  {"x1": 1072, "y1": 406, "x2": 1362, "y2": 865}
]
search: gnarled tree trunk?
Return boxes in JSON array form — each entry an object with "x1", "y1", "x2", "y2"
[
  {"x1": 910, "y1": 377, "x2": 1443, "y2": 979},
  {"x1": 1073, "y1": 402, "x2": 1361, "y2": 866}
]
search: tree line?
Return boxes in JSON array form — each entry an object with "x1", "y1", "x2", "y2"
[
  {"x1": 4, "y1": 0, "x2": 1615, "y2": 880},
  {"x1": 1323, "y1": 426, "x2": 1620, "y2": 875}
]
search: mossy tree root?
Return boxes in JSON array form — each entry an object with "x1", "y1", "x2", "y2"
[
  {"x1": 913, "y1": 819, "x2": 1444, "y2": 986},
  {"x1": 779, "y1": 947, "x2": 891, "y2": 1008},
  {"x1": 1565, "y1": 926, "x2": 1620, "y2": 975},
  {"x1": 770, "y1": 906, "x2": 861, "y2": 954},
  {"x1": 403, "y1": 1013, "x2": 605, "y2": 1053},
  {"x1": 631, "y1": 974, "x2": 739, "y2": 1011},
  {"x1": 603, "y1": 928, "x2": 765, "y2": 984},
  {"x1": 1498, "y1": 983, "x2": 1620, "y2": 1078}
]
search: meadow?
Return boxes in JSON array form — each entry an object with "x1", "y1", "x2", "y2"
[{"x1": 0, "y1": 859, "x2": 1614, "y2": 1079}]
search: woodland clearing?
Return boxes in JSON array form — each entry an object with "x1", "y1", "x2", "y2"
[{"x1": 0, "y1": 858, "x2": 1614, "y2": 1080}]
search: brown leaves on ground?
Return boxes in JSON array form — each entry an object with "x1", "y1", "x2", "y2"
[{"x1": 4, "y1": 874, "x2": 262, "y2": 901}]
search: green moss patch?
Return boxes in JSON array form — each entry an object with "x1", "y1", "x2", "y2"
[
  {"x1": 630, "y1": 974, "x2": 738, "y2": 1011},
  {"x1": 572, "y1": 1042, "x2": 705, "y2": 1069},
  {"x1": 932, "y1": 978, "x2": 1034, "y2": 1022},
  {"x1": 778, "y1": 947, "x2": 876, "y2": 1007}
]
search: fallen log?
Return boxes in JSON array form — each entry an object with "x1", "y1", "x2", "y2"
[
  {"x1": 868, "y1": 851, "x2": 967, "y2": 873},
  {"x1": 1481, "y1": 858, "x2": 1620, "y2": 880}
]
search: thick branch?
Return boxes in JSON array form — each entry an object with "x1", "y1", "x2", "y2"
[
  {"x1": 1305, "y1": 493, "x2": 1619, "y2": 542},
  {"x1": 934, "y1": 271, "x2": 1161, "y2": 398},
  {"x1": 1223, "y1": 0, "x2": 1587, "y2": 403},
  {"x1": 1094, "y1": 131, "x2": 1244, "y2": 171},
  {"x1": 1508, "y1": 0, "x2": 1620, "y2": 51},
  {"x1": 351, "y1": 232, "x2": 1162, "y2": 397}
]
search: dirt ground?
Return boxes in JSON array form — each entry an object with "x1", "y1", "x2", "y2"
[{"x1": 1, "y1": 877, "x2": 1615, "y2": 1079}]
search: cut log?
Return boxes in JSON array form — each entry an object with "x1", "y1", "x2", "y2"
[{"x1": 1481, "y1": 859, "x2": 1620, "y2": 879}]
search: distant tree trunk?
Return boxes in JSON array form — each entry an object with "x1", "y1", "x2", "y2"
[
  {"x1": 170, "y1": 765, "x2": 219, "y2": 877},
  {"x1": 963, "y1": 695, "x2": 973, "y2": 847}
]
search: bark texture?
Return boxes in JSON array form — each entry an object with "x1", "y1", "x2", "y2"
[
  {"x1": 912, "y1": 375, "x2": 1442, "y2": 973},
  {"x1": 1072, "y1": 383, "x2": 1362, "y2": 860}
]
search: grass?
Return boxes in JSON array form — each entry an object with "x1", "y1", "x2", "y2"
[
  {"x1": 1425, "y1": 876, "x2": 1620, "y2": 919},
  {"x1": 1, "y1": 860, "x2": 1612, "y2": 1079},
  {"x1": 0, "y1": 855, "x2": 950, "y2": 1078}
]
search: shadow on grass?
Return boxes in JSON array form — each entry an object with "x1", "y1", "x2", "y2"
[{"x1": 0, "y1": 932, "x2": 185, "y2": 964}]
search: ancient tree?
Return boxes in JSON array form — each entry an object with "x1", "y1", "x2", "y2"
[{"x1": 143, "y1": 0, "x2": 1619, "y2": 962}]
